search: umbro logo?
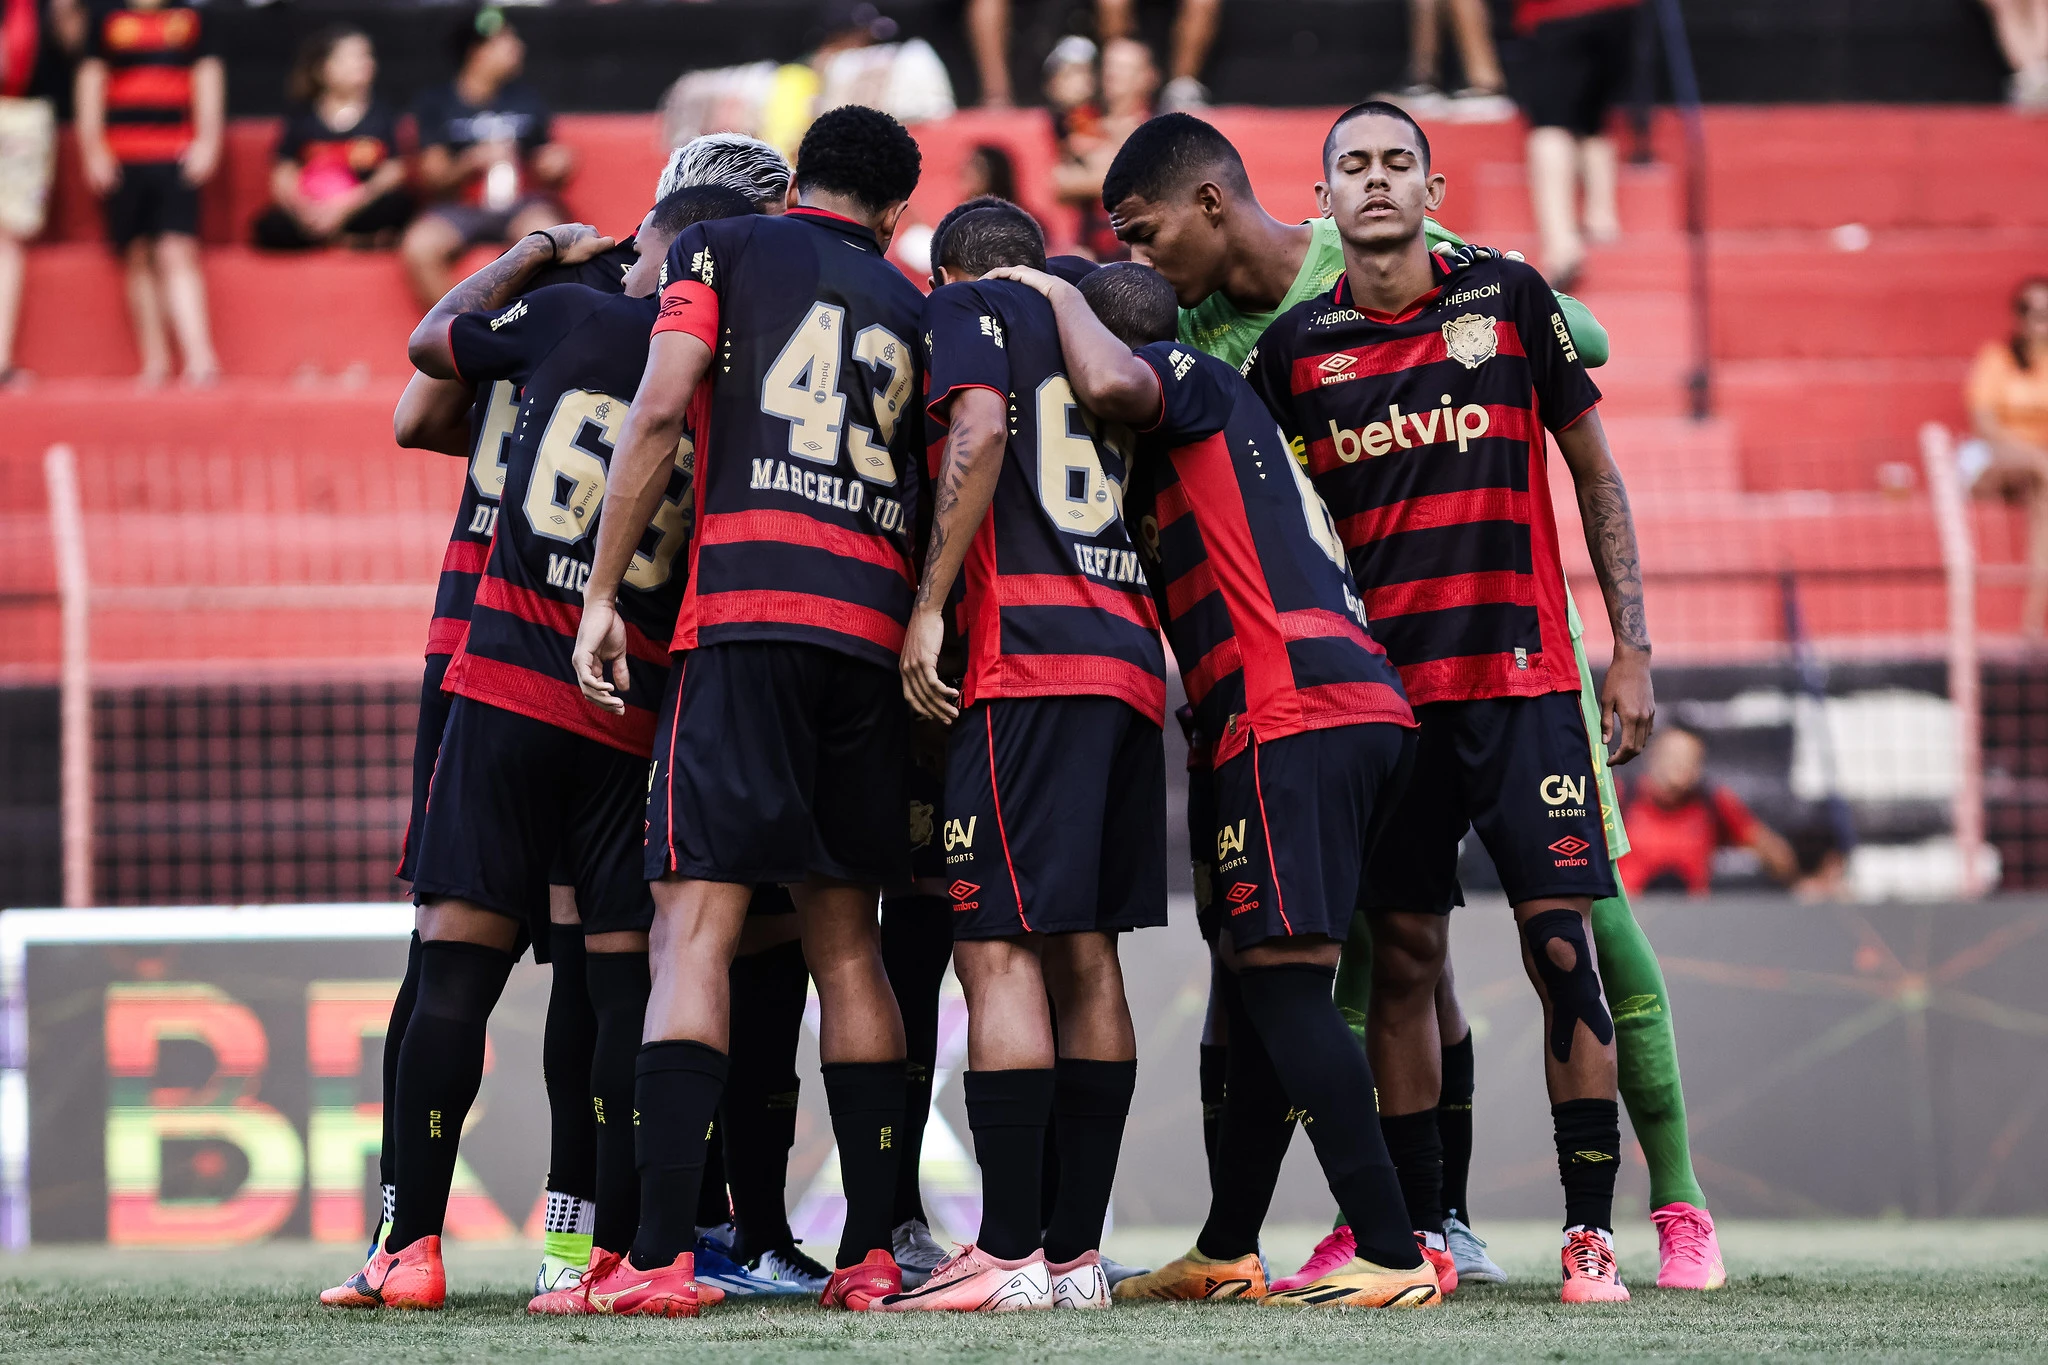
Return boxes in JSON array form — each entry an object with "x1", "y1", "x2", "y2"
[
  {"x1": 1316, "y1": 352, "x2": 1358, "y2": 386},
  {"x1": 1549, "y1": 836, "x2": 1590, "y2": 858},
  {"x1": 1227, "y1": 882, "x2": 1260, "y2": 915}
]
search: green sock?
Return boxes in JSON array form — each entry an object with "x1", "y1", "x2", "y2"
[
  {"x1": 1589, "y1": 888, "x2": 1707, "y2": 1210},
  {"x1": 544, "y1": 1229, "x2": 594, "y2": 1270},
  {"x1": 1332, "y1": 910, "x2": 1374, "y2": 1049}
]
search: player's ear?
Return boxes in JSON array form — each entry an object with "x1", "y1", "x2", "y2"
[
  {"x1": 874, "y1": 200, "x2": 911, "y2": 253},
  {"x1": 1195, "y1": 180, "x2": 1225, "y2": 223},
  {"x1": 1425, "y1": 171, "x2": 1448, "y2": 213},
  {"x1": 1314, "y1": 179, "x2": 1333, "y2": 218},
  {"x1": 783, "y1": 180, "x2": 801, "y2": 212}
]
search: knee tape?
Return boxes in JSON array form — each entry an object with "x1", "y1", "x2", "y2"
[{"x1": 1521, "y1": 909, "x2": 1613, "y2": 1063}]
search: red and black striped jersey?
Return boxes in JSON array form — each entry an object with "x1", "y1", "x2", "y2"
[
  {"x1": 1246, "y1": 254, "x2": 1600, "y2": 706},
  {"x1": 1127, "y1": 342, "x2": 1411, "y2": 764},
  {"x1": 442, "y1": 284, "x2": 694, "y2": 757},
  {"x1": 424, "y1": 241, "x2": 640, "y2": 661},
  {"x1": 923, "y1": 279, "x2": 1166, "y2": 722},
  {"x1": 653, "y1": 208, "x2": 925, "y2": 669},
  {"x1": 86, "y1": 0, "x2": 213, "y2": 165}
]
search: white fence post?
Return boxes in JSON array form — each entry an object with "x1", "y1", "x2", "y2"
[{"x1": 44, "y1": 445, "x2": 91, "y2": 910}]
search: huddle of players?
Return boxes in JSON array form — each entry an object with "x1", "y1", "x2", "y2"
[{"x1": 323, "y1": 95, "x2": 1724, "y2": 1319}]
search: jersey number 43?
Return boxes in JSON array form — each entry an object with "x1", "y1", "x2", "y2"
[{"x1": 759, "y1": 302, "x2": 913, "y2": 483}]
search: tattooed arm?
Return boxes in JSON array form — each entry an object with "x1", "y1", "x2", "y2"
[
  {"x1": 404, "y1": 222, "x2": 613, "y2": 379},
  {"x1": 901, "y1": 386, "x2": 1009, "y2": 723},
  {"x1": 1557, "y1": 408, "x2": 1656, "y2": 762}
]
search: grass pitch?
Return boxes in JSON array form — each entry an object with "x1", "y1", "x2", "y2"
[{"x1": 2, "y1": 1220, "x2": 2044, "y2": 1363}]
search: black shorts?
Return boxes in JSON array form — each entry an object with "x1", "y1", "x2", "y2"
[
  {"x1": 1188, "y1": 759, "x2": 1221, "y2": 944},
  {"x1": 646, "y1": 641, "x2": 909, "y2": 886},
  {"x1": 903, "y1": 716, "x2": 949, "y2": 886},
  {"x1": 104, "y1": 162, "x2": 199, "y2": 248},
  {"x1": 943, "y1": 696, "x2": 1167, "y2": 940},
  {"x1": 1363, "y1": 691, "x2": 1616, "y2": 914},
  {"x1": 411, "y1": 696, "x2": 655, "y2": 938},
  {"x1": 1513, "y1": 6, "x2": 1641, "y2": 138},
  {"x1": 1209, "y1": 722, "x2": 1414, "y2": 950}
]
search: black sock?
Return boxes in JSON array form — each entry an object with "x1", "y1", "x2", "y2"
[
  {"x1": 1194, "y1": 971, "x2": 1297, "y2": 1262},
  {"x1": 629, "y1": 1040, "x2": 727, "y2": 1270},
  {"x1": 1553, "y1": 1097, "x2": 1621, "y2": 1232},
  {"x1": 1378, "y1": 1109, "x2": 1443, "y2": 1234},
  {"x1": 724, "y1": 938, "x2": 808, "y2": 1260},
  {"x1": 963, "y1": 1068, "x2": 1054, "y2": 1261},
  {"x1": 378, "y1": 932, "x2": 423, "y2": 1191},
  {"x1": 697, "y1": 1120, "x2": 731, "y2": 1228},
  {"x1": 585, "y1": 949, "x2": 650, "y2": 1255},
  {"x1": 543, "y1": 925, "x2": 597, "y2": 1204},
  {"x1": 1234, "y1": 963, "x2": 1421, "y2": 1271},
  {"x1": 881, "y1": 894, "x2": 952, "y2": 1227},
  {"x1": 387, "y1": 939, "x2": 515, "y2": 1251},
  {"x1": 1043, "y1": 1058, "x2": 1136, "y2": 1264},
  {"x1": 1438, "y1": 1030, "x2": 1475, "y2": 1225},
  {"x1": 1198, "y1": 1042, "x2": 1228, "y2": 1173},
  {"x1": 822, "y1": 1060, "x2": 907, "y2": 1267}
]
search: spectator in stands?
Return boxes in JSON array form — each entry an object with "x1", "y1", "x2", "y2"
[
  {"x1": 400, "y1": 6, "x2": 574, "y2": 307},
  {"x1": 1618, "y1": 727, "x2": 1798, "y2": 897},
  {"x1": 1397, "y1": 0, "x2": 1515, "y2": 120},
  {"x1": 1511, "y1": 0, "x2": 1641, "y2": 289},
  {"x1": 75, "y1": 0, "x2": 221, "y2": 387},
  {"x1": 1979, "y1": 0, "x2": 2048, "y2": 110},
  {"x1": 251, "y1": 28, "x2": 411, "y2": 252},
  {"x1": 0, "y1": 0, "x2": 81, "y2": 388},
  {"x1": 967, "y1": 0, "x2": 1217, "y2": 110},
  {"x1": 960, "y1": 142, "x2": 1016, "y2": 203},
  {"x1": 1052, "y1": 35, "x2": 1156, "y2": 259},
  {"x1": 1960, "y1": 277, "x2": 2048, "y2": 635}
]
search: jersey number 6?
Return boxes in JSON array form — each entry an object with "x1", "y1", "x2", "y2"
[{"x1": 523, "y1": 388, "x2": 692, "y2": 591}]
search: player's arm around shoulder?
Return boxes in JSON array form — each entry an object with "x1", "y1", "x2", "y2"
[
  {"x1": 984, "y1": 264, "x2": 1162, "y2": 428},
  {"x1": 406, "y1": 223, "x2": 615, "y2": 379}
]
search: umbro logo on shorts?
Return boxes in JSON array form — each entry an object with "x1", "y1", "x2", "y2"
[
  {"x1": 949, "y1": 879, "x2": 980, "y2": 912},
  {"x1": 1549, "y1": 835, "x2": 1590, "y2": 867},
  {"x1": 1227, "y1": 882, "x2": 1261, "y2": 915}
]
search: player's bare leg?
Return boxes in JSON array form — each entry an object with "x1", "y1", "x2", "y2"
[
  {"x1": 401, "y1": 212, "x2": 465, "y2": 310},
  {"x1": 154, "y1": 232, "x2": 217, "y2": 386},
  {"x1": 1514, "y1": 896, "x2": 1628, "y2": 1302},
  {"x1": 1362, "y1": 909, "x2": 1458, "y2": 1290},
  {"x1": 122, "y1": 238, "x2": 171, "y2": 386}
]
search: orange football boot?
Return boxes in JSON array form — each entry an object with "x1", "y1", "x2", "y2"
[
  {"x1": 819, "y1": 1247, "x2": 903, "y2": 1311},
  {"x1": 319, "y1": 1235, "x2": 446, "y2": 1310}
]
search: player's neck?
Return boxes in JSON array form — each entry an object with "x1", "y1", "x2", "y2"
[
  {"x1": 1218, "y1": 201, "x2": 1312, "y2": 315},
  {"x1": 794, "y1": 190, "x2": 882, "y2": 239},
  {"x1": 1341, "y1": 234, "x2": 1436, "y2": 317}
]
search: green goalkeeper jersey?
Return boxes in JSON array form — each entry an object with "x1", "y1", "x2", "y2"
[{"x1": 1176, "y1": 216, "x2": 1610, "y2": 374}]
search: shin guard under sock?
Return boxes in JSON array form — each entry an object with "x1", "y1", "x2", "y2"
[
  {"x1": 963, "y1": 1068, "x2": 1055, "y2": 1261},
  {"x1": 387, "y1": 939, "x2": 515, "y2": 1251},
  {"x1": 1198, "y1": 1043, "x2": 1228, "y2": 1172},
  {"x1": 822, "y1": 1060, "x2": 907, "y2": 1267},
  {"x1": 1235, "y1": 963, "x2": 1420, "y2": 1271},
  {"x1": 585, "y1": 950, "x2": 650, "y2": 1255},
  {"x1": 1194, "y1": 971, "x2": 1298, "y2": 1262},
  {"x1": 1590, "y1": 890, "x2": 1707, "y2": 1209},
  {"x1": 629, "y1": 1040, "x2": 728, "y2": 1270},
  {"x1": 378, "y1": 932, "x2": 422, "y2": 1191},
  {"x1": 543, "y1": 925, "x2": 598, "y2": 1205},
  {"x1": 724, "y1": 938, "x2": 808, "y2": 1259},
  {"x1": 1043, "y1": 1058, "x2": 1136, "y2": 1263},
  {"x1": 1553, "y1": 1097, "x2": 1622, "y2": 1233},
  {"x1": 881, "y1": 894, "x2": 953, "y2": 1226},
  {"x1": 1438, "y1": 1030, "x2": 1476, "y2": 1225},
  {"x1": 1378, "y1": 1109, "x2": 1444, "y2": 1233}
]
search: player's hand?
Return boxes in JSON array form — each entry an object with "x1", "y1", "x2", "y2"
[
  {"x1": 543, "y1": 223, "x2": 616, "y2": 266},
  {"x1": 82, "y1": 140, "x2": 121, "y2": 195},
  {"x1": 572, "y1": 597, "x2": 631, "y2": 715},
  {"x1": 1432, "y1": 241, "x2": 1523, "y2": 272},
  {"x1": 900, "y1": 607, "x2": 960, "y2": 724},
  {"x1": 1600, "y1": 644, "x2": 1655, "y2": 764},
  {"x1": 982, "y1": 264, "x2": 1066, "y2": 301},
  {"x1": 180, "y1": 137, "x2": 221, "y2": 187}
]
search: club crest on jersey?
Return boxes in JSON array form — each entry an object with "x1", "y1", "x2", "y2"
[{"x1": 1441, "y1": 313, "x2": 1499, "y2": 369}]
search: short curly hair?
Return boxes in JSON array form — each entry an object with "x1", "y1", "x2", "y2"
[{"x1": 794, "y1": 105, "x2": 923, "y2": 213}]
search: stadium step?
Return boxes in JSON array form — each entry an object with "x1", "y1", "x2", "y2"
[{"x1": 1464, "y1": 160, "x2": 1683, "y2": 238}]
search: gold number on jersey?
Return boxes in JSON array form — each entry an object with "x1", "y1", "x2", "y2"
[
  {"x1": 760, "y1": 301, "x2": 848, "y2": 465},
  {"x1": 470, "y1": 380, "x2": 520, "y2": 499},
  {"x1": 846, "y1": 324, "x2": 910, "y2": 483},
  {"x1": 1036, "y1": 375, "x2": 1123, "y2": 536},
  {"x1": 524, "y1": 390, "x2": 619, "y2": 546},
  {"x1": 625, "y1": 434, "x2": 692, "y2": 591},
  {"x1": 1278, "y1": 423, "x2": 1347, "y2": 567}
]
